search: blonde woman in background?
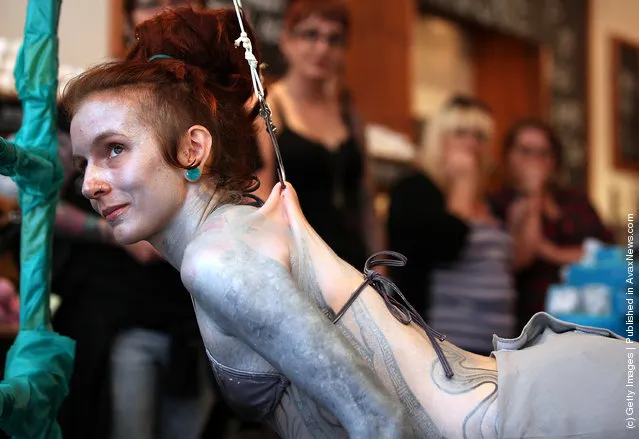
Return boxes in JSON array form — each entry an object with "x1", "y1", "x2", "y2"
[{"x1": 387, "y1": 96, "x2": 517, "y2": 355}]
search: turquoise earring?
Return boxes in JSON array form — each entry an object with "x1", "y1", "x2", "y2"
[{"x1": 185, "y1": 168, "x2": 201, "y2": 182}]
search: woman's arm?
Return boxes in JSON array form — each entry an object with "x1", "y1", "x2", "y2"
[
  {"x1": 507, "y1": 196, "x2": 543, "y2": 270},
  {"x1": 55, "y1": 201, "x2": 114, "y2": 244},
  {"x1": 533, "y1": 191, "x2": 610, "y2": 266},
  {"x1": 387, "y1": 176, "x2": 470, "y2": 314},
  {"x1": 445, "y1": 175, "x2": 477, "y2": 222},
  {"x1": 182, "y1": 243, "x2": 408, "y2": 438},
  {"x1": 387, "y1": 175, "x2": 470, "y2": 267},
  {"x1": 537, "y1": 240, "x2": 583, "y2": 266},
  {"x1": 55, "y1": 201, "x2": 162, "y2": 264}
]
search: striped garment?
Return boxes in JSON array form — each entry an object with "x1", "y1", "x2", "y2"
[{"x1": 428, "y1": 223, "x2": 516, "y2": 354}]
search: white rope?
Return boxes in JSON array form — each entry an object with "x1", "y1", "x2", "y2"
[
  {"x1": 232, "y1": 0, "x2": 264, "y2": 102},
  {"x1": 231, "y1": 0, "x2": 287, "y2": 184}
]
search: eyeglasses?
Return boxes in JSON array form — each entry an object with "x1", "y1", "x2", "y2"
[
  {"x1": 514, "y1": 144, "x2": 554, "y2": 159},
  {"x1": 292, "y1": 28, "x2": 347, "y2": 48},
  {"x1": 447, "y1": 96, "x2": 492, "y2": 114}
]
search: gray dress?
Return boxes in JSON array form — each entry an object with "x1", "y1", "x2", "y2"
[{"x1": 493, "y1": 312, "x2": 638, "y2": 438}]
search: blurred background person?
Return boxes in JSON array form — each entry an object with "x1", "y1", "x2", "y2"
[
  {"x1": 387, "y1": 95, "x2": 516, "y2": 356},
  {"x1": 268, "y1": 0, "x2": 383, "y2": 269},
  {"x1": 490, "y1": 119, "x2": 613, "y2": 331}
]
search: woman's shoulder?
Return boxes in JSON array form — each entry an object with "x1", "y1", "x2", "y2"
[
  {"x1": 180, "y1": 229, "x2": 234, "y2": 294},
  {"x1": 266, "y1": 81, "x2": 286, "y2": 128},
  {"x1": 268, "y1": 80, "x2": 285, "y2": 96},
  {"x1": 180, "y1": 206, "x2": 291, "y2": 291},
  {"x1": 267, "y1": 81, "x2": 287, "y2": 109}
]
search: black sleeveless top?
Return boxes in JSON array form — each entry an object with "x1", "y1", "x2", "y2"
[{"x1": 275, "y1": 101, "x2": 368, "y2": 268}]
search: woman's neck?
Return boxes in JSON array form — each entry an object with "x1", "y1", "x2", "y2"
[{"x1": 148, "y1": 185, "x2": 224, "y2": 269}]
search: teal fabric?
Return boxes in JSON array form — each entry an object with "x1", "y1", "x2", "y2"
[
  {"x1": 11, "y1": 0, "x2": 65, "y2": 331},
  {"x1": 0, "y1": 0, "x2": 76, "y2": 438},
  {"x1": 0, "y1": 331, "x2": 74, "y2": 438}
]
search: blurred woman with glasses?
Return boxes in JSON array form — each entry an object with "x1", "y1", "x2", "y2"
[
  {"x1": 268, "y1": 0, "x2": 383, "y2": 270},
  {"x1": 490, "y1": 119, "x2": 612, "y2": 331}
]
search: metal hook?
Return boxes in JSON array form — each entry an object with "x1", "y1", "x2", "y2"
[
  {"x1": 258, "y1": 101, "x2": 286, "y2": 185},
  {"x1": 232, "y1": 0, "x2": 287, "y2": 187}
]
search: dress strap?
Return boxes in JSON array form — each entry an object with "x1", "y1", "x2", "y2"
[{"x1": 333, "y1": 251, "x2": 454, "y2": 379}]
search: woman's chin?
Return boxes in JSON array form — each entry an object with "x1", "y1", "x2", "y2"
[
  {"x1": 112, "y1": 227, "x2": 146, "y2": 246},
  {"x1": 301, "y1": 66, "x2": 333, "y2": 82}
]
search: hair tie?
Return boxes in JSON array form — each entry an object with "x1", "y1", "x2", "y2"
[{"x1": 147, "y1": 54, "x2": 173, "y2": 62}]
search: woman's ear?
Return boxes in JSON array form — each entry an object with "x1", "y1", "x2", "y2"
[{"x1": 178, "y1": 125, "x2": 213, "y2": 170}]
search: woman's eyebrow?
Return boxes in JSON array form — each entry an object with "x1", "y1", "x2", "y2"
[
  {"x1": 91, "y1": 130, "x2": 122, "y2": 145},
  {"x1": 72, "y1": 130, "x2": 122, "y2": 159}
]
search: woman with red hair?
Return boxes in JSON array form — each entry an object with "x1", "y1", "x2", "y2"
[
  {"x1": 61, "y1": 7, "x2": 634, "y2": 439},
  {"x1": 268, "y1": 0, "x2": 383, "y2": 270}
]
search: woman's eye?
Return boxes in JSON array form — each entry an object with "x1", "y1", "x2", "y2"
[{"x1": 109, "y1": 143, "x2": 124, "y2": 158}]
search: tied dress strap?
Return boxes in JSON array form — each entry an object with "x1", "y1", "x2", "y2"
[{"x1": 333, "y1": 251, "x2": 454, "y2": 379}]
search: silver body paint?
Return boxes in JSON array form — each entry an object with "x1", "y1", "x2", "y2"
[{"x1": 180, "y1": 201, "x2": 500, "y2": 439}]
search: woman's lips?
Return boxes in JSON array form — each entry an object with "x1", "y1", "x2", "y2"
[{"x1": 102, "y1": 204, "x2": 129, "y2": 222}]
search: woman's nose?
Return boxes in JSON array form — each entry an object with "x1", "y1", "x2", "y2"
[
  {"x1": 461, "y1": 136, "x2": 481, "y2": 152},
  {"x1": 81, "y1": 171, "x2": 109, "y2": 200}
]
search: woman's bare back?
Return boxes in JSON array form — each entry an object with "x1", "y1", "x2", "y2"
[
  {"x1": 180, "y1": 185, "x2": 500, "y2": 438},
  {"x1": 277, "y1": 184, "x2": 500, "y2": 438}
]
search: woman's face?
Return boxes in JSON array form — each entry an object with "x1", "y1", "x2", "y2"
[
  {"x1": 443, "y1": 128, "x2": 487, "y2": 161},
  {"x1": 281, "y1": 15, "x2": 348, "y2": 81},
  {"x1": 507, "y1": 126, "x2": 556, "y2": 185},
  {"x1": 70, "y1": 93, "x2": 187, "y2": 245}
]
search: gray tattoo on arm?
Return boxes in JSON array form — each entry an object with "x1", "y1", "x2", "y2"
[
  {"x1": 292, "y1": 238, "x2": 442, "y2": 437},
  {"x1": 350, "y1": 299, "x2": 444, "y2": 439},
  {"x1": 289, "y1": 240, "x2": 375, "y2": 368},
  {"x1": 431, "y1": 345, "x2": 499, "y2": 439}
]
